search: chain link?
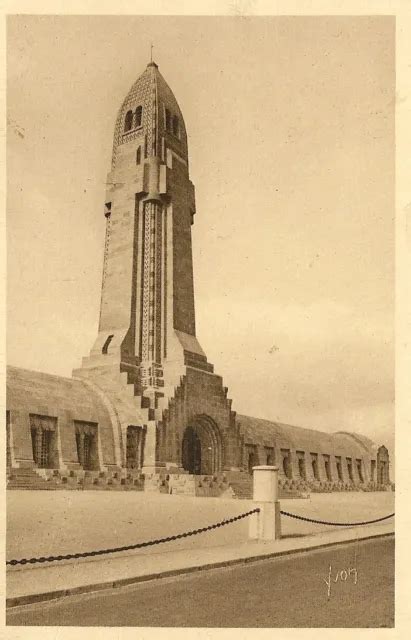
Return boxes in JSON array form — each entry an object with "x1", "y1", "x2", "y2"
[{"x1": 280, "y1": 510, "x2": 394, "y2": 527}]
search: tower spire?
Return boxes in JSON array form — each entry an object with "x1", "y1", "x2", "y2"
[{"x1": 150, "y1": 42, "x2": 154, "y2": 64}]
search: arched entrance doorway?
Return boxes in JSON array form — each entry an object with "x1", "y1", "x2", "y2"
[
  {"x1": 181, "y1": 416, "x2": 222, "y2": 475},
  {"x1": 182, "y1": 427, "x2": 202, "y2": 474}
]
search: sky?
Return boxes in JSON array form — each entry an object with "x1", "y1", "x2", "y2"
[{"x1": 7, "y1": 15, "x2": 394, "y2": 452}]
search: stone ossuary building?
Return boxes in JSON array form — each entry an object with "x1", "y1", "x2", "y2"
[{"x1": 6, "y1": 61, "x2": 391, "y2": 496}]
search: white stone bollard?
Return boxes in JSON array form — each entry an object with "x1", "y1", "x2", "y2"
[{"x1": 249, "y1": 466, "x2": 281, "y2": 541}]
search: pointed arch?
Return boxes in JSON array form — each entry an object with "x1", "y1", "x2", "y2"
[
  {"x1": 124, "y1": 110, "x2": 133, "y2": 132},
  {"x1": 135, "y1": 105, "x2": 142, "y2": 128},
  {"x1": 181, "y1": 415, "x2": 223, "y2": 475}
]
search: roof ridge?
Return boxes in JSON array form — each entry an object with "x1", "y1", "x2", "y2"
[
  {"x1": 237, "y1": 413, "x2": 378, "y2": 443},
  {"x1": 7, "y1": 364, "x2": 80, "y2": 383}
]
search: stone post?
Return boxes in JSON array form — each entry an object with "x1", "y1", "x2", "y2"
[{"x1": 249, "y1": 465, "x2": 281, "y2": 541}]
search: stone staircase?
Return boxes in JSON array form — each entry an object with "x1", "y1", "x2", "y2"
[
  {"x1": 279, "y1": 486, "x2": 305, "y2": 498},
  {"x1": 143, "y1": 472, "x2": 235, "y2": 498},
  {"x1": 168, "y1": 474, "x2": 196, "y2": 495},
  {"x1": 7, "y1": 467, "x2": 145, "y2": 491},
  {"x1": 143, "y1": 472, "x2": 170, "y2": 493},
  {"x1": 227, "y1": 472, "x2": 253, "y2": 499},
  {"x1": 227, "y1": 472, "x2": 308, "y2": 500},
  {"x1": 7, "y1": 468, "x2": 57, "y2": 490}
]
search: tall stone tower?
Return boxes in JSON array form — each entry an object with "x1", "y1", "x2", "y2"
[{"x1": 74, "y1": 61, "x2": 242, "y2": 476}]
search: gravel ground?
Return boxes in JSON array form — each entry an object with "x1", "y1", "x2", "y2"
[{"x1": 7, "y1": 490, "x2": 394, "y2": 560}]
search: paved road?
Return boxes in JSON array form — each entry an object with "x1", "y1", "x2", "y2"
[{"x1": 7, "y1": 537, "x2": 394, "y2": 628}]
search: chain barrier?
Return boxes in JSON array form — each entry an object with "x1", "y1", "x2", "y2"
[
  {"x1": 7, "y1": 507, "x2": 395, "y2": 567},
  {"x1": 6, "y1": 508, "x2": 260, "y2": 567},
  {"x1": 280, "y1": 510, "x2": 395, "y2": 527}
]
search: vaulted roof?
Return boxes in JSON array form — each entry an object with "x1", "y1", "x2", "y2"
[
  {"x1": 6, "y1": 365, "x2": 113, "y2": 426},
  {"x1": 237, "y1": 414, "x2": 379, "y2": 459}
]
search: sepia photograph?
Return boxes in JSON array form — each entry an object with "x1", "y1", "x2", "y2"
[{"x1": 5, "y1": 11, "x2": 395, "y2": 629}]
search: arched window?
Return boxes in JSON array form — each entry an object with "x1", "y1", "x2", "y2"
[
  {"x1": 124, "y1": 110, "x2": 133, "y2": 132},
  {"x1": 136, "y1": 146, "x2": 141, "y2": 165},
  {"x1": 172, "y1": 115, "x2": 179, "y2": 137},
  {"x1": 135, "y1": 106, "x2": 142, "y2": 128}
]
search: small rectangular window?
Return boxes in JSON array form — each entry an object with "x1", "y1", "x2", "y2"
[
  {"x1": 245, "y1": 444, "x2": 258, "y2": 474},
  {"x1": 335, "y1": 455, "x2": 343, "y2": 481},
  {"x1": 297, "y1": 451, "x2": 306, "y2": 479},
  {"x1": 281, "y1": 448, "x2": 292, "y2": 479},
  {"x1": 356, "y1": 458, "x2": 364, "y2": 482},
  {"x1": 264, "y1": 446, "x2": 274, "y2": 466},
  {"x1": 346, "y1": 457, "x2": 353, "y2": 481},
  {"x1": 323, "y1": 454, "x2": 332, "y2": 481},
  {"x1": 75, "y1": 421, "x2": 99, "y2": 470},
  {"x1": 311, "y1": 453, "x2": 319, "y2": 480},
  {"x1": 29, "y1": 414, "x2": 57, "y2": 469}
]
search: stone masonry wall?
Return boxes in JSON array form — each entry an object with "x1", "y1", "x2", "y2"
[
  {"x1": 160, "y1": 365, "x2": 240, "y2": 471},
  {"x1": 168, "y1": 154, "x2": 196, "y2": 336},
  {"x1": 6, "y1": 367, "x2": 117, "y2": 470}
]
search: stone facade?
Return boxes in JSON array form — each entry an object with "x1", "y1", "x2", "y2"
[
  {"x1": 6, "y1": 366, "x2": 118, "y2": 472},
  {"x1": 6, "y1": 61, "x2": 392, "y2": 494},
  {"x1": 236, "y1": 415, "x2": 390, "y2": 493}
]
